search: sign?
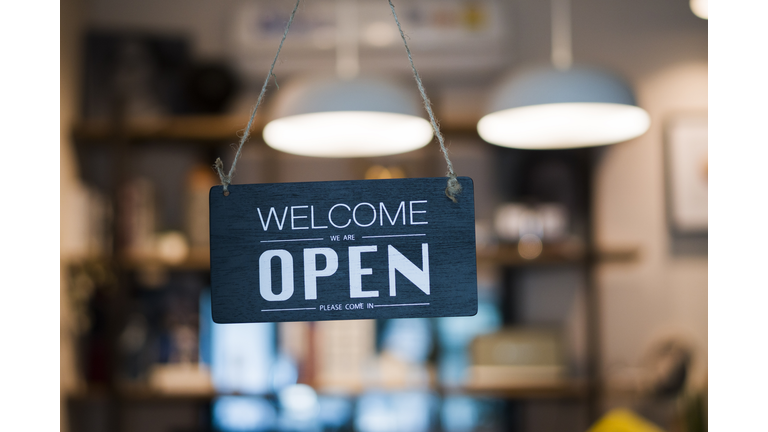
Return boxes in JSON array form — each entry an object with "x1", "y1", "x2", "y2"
[{"x1": 209, "y1": 177, "x2": 477, "y2": 323}]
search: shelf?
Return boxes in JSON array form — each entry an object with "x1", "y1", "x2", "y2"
[
  {"x1": 120, "y1": 247, "x2": 211, "y2": 271},
  {"x1": 112, "y1": 243, "x2": 636, "y2": 272},
  {"x1": 72, "y1": 114, "x2": 479, "y2": 143},
  {"x1": 68, "y1": 380, "x2": 588, "y2": 403},
  {"x1": 68, "y1": 388, "x2": 216, "y2": 403},
  {"x1": 452, "y1": 380, "x2": 588, "y2": 399},
  {"x1": 477, "y1": 242, "x2": 639, "y2": 267},
  {"x1": 73, "y1": 115, "x2": 257, "y2": 142},
  {"x1": 477, "y1": 242, "x2": 584, "y2": 266}
]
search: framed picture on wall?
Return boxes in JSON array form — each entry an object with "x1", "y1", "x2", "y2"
[{"x1": 664, "y1": 113, "x2": 708, "y2": 234}]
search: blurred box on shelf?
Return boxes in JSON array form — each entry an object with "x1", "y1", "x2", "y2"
[
  {"x1": 314, "y1": 320, "x2": 376, "y2": 393},
  {"x1": 148, "y1": 363, "x2": 213, "y2": 395},
  {"x1": 367, "y1": 352, "x2": 434, "y2": 391},
  {"x1": 117, "y1": 173, "x2": 215, "y2": 269},
  {"x1": 468, "y1": 328, "x2": 565, "y2": 387},
  {"x1": 468, "y1": 364, "x2": 565, "y2": 387},
  {"x1": 494, "y1": 203, "x2": 568, "y2": 242},
  {"x1": 63, "y1": 182, "x2": 112, "y2": 260},
  {"x1": 119, "y1": 177, "x2": 156, "y2": 260}
]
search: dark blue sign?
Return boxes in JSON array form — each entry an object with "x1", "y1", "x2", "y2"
[{"x1": 209, "y1": 177, "x2": 477, "y2": 323}]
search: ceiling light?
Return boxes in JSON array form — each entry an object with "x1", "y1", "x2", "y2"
[
  {"x1": 477, "y1": 67, "x2": 650, "y2": 149},
  {"x1": 690, "y1": 0, "x2": 708, "y2": 19},
  {"x1": 263, "y1": 77, "x2": 433, "y2": 157},
  {"x1": 263, "y1": 0, "x2": 432, "y2": 158},
  {"x1": 477, "y1": 0, "x2": 650, "y2": 149}
]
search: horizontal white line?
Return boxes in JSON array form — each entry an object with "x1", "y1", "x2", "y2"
[
  {"x1": 373, "y1": 303, "x2": 430, "y2": 308},
  {"x1": 260, "y1": 238, "x2": 324, "y2": 243},
  {"x1": 361, "y1": 234, "x2": 426, "y2": 239},
  {"x1": 261, "y1": 307, "x2": 317, "y2": 312}
]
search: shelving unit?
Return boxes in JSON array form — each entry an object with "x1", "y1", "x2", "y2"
[{"x1": 69, "y1": 111, "x2": 638, "y2": 432}]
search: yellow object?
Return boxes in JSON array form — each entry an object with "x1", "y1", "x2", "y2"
[{"x1": 587, "y1": 409, "x2": 666, "y2": 432}]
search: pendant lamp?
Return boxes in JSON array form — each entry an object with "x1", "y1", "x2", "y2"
[
  {"x1": 477, "y1": 0, "x2": 650, "y2": 150},
  {"x1": 263, "y1": 0, "x2": 433, "y2": 158},
  {"x1": 690, "y1": 0, "x2": 708, "y2": 19},
  {"x1": 263, "y1": 76, "x2": 433, "y2": 157}
]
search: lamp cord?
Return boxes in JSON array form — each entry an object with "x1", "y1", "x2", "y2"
[
  {"x1": 551, "y1": 0, "x2": 572, "y2": 70},
  {"x1": 215, "y1": 0, "x2": 302, "y2": 195},
  {"x1": 336, "y1": 0, "x2": 360, "y2": 79},
  {"x1": 387, "y1": 0, "x2": 462, "y2": 203}
]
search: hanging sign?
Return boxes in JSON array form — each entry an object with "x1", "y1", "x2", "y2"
[{"x1": 210, "y1": 177, "x2": 477, "y2": 323}]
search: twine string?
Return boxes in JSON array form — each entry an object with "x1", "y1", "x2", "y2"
[
  {"x1": 216, "y1": 0, "x2": 462, "y2": 203},
  {"x1": 387, "y1": 0, "x2": 462, "y2": 203},
  {"x1": 215, "y1": 0, "x2": 302, "y2": 194}
]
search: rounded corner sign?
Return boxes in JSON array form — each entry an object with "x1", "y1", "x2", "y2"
[{"x1": 209, "y1": 177, "x2": 478, "y2": 323}]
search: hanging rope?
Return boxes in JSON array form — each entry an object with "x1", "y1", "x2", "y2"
[
  {"x1": 215, "y1": 0, "x2": 302, "y2": 195},
  {"x1": 387, "y1": 0, "x2": 462, "y2": 203},
  {"x1": 216, "y1": 0, "x2": 461, "y2": 202}
]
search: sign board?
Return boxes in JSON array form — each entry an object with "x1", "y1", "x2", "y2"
[{"x1": 209, "y1": 177, "x2": 477, "y2": 323}]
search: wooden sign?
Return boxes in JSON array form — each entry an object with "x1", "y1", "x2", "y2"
[{"x1": 209, "y1": 177, "x2": 477, "y2": 323}]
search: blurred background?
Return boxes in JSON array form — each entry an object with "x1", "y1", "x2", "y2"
[{"x1": 60, "y1": 0, "x2": 707, "y2": 431}]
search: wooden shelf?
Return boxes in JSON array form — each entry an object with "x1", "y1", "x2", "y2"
[
  {"x1": 451, "y1": 379, "x2": 588, "y2": 399},
  {"x1": 68, "y1": 380, "x2": 588, "y2": 402},
  {"x1": 68, "y1": 388, "x2": 216, "y2": 403},
  {"x1": 119, "y1": 247, "x2": 211, "y2": 271},
  {"x1": 477, "y1": 242, "x2": 639, "y2": 267},
  {"x1": 112, "y1": 243, "x2": 636, "y2": 272},
  {"x1": 72, "y1": 114, "x2": 480, "y2": 143},
  {"x1": 477, "y1": 242, "x2": 584, "y2": 266},
  {"x1": 73, "y1": 115, "x2": 257, "y2": 142}
]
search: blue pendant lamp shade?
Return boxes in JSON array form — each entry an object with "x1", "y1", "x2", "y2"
[
  {"x1": 263, "y1": 76, "x2": 434, "y2": 157},
  {"x1": 477, "y1": 66, "x2": 651, "y2": 149}
]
